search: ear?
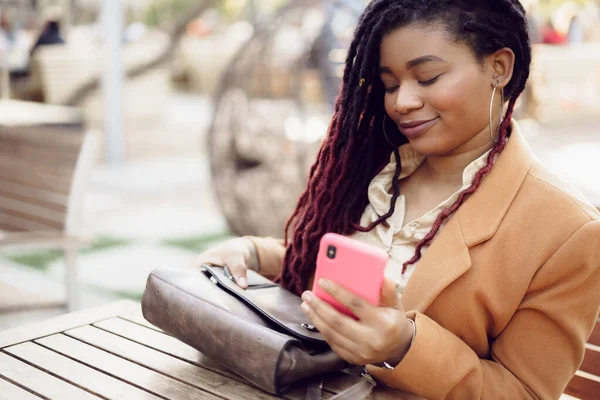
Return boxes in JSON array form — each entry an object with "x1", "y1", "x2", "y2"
[{"x1": 487, "y1": 47, "x2": 515, "y2": 90}]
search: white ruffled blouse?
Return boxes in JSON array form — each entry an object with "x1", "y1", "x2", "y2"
[{"x1": 349, "y1": 144, "x2": 492, "y2": 293}]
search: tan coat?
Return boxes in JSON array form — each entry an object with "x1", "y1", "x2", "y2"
[{"x1": 249, "y1": 124, "x2": 600, "y2": 399}]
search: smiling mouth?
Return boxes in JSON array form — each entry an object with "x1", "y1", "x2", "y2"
[{"x1": 398, "y1": 117, "x2": 440, "y2": 139}]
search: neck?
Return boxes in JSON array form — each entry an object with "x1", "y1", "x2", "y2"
[{"x1": 421, "y1": 131, "x2": 494, "y2": 185}]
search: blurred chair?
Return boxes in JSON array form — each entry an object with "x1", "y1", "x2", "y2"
[
  {"x1": 0, "y1": 100, "x2": 99, "y2": 311},
  {"x1": 26, "y1": 29, "x2": 170, "y2": 160},
  {"x1": 563, "y1": 317, "x2": 600, "y2": 400}
]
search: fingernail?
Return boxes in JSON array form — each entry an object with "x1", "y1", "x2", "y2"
[
  {"x1": 319, "y1": 279, "x2": 330, "y2": 290},
  {"x1": 238, "y1": 277, "x2": 247, "y2": 287},
  {"x1": 301, "y1": 291, "x2": 313, "y2": 303},
  {"x1": 301, "y1": 302, "x2": 310, "y2": 313}
]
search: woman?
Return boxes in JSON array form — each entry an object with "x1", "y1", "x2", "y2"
[{"x1": 197, "y1": 0, "x2": 600, "y2": 398}]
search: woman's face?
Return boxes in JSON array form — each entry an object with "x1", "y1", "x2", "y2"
[{"x1": 379, "y1": 23, "x2": 498, "y2": 157}]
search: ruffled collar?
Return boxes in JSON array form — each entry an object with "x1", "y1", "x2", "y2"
[{"x1": 367, "y1": 143, "x2": 492, "y2": 219}]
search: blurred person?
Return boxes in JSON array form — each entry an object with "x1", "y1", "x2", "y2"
[
  {"x1": 0, "y1": 8, "x2": 18, "y2": 52},
  {"x1": 29, "y1": 20, "x2": 64, "y2": 55},
  {"x1": 30, "y1": 6, "x2": 65, "y2": 56},
  {"x1": 196, "y1": 0, "x2": 600, "y2": 399},
  {"x1": 542, "y1": 18, "x2": 567, "y2": 44},
  {"x1": 567, "y1": 15, "x2": 585, "y2": 43}
]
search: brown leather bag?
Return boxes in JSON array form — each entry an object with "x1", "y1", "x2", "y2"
[{"x1": 142, "y1": 264, "x2": 373, "y2": 397}]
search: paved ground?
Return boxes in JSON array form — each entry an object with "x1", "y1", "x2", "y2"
[{"x1": 0, "y1": 92, "x2": 598, "y2": 330}]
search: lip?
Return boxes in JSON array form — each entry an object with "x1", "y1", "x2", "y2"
[{"x1": 398, "y1": 117, "x2": 440, "y2": 139}]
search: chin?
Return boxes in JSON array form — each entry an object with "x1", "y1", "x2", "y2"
[{"x1": 406, "y1": 135, "x2": 454, "y2": 157}]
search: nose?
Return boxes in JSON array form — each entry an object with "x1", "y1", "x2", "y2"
[{"x1": 393, "y1": 83, "x2": 424, "y2": 115}]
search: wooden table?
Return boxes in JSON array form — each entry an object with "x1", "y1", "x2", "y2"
[{"x1": 0, "y1": 300, "x2": 413, "y2": 400}]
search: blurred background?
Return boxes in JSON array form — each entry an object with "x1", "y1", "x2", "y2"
[{"x1": 0, "y1": 0, "x2": 598, "y2": 327}]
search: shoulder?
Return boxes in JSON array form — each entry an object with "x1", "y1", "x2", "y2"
[
  {"x1": 496, "y1": 158, "x2": 600, "y2": 262},
  {"x1": 518, "y1": 159, "x2": 600, "y2": 224},
  {"x1": 490, "y1": 160, "x2": 600, "y2": 316}
]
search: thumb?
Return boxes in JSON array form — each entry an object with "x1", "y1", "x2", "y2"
[
  {"x1": 379, "y1": 278, "x2": 401, "y2": 308},
  {"x1": 227, "y1": 259, "x2": 249, "y2": 289}
]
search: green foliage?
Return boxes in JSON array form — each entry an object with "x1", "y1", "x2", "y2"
[
  {"x1": 81, "y1": 236, "x2": 131, "y2": 254},
  {"x1": 1, "y1": 236, "x2": 131, "y2": 270},
  {"x1": 5, "y1": 251, "x2": 62, "y2": 271}
]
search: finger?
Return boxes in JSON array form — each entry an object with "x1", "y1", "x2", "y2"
[
  {"x1": 225, "y1": 257, "x2": 249, "y2": 288},
  {"x1": 301, "y1": 291, "x2": 368, "y2": 344},
  {"x1": 316, "y1": 279, "x2": 376, "y2": 321},
  {"x1": 301, "y1": 300, "x2": 366, "y2": 362},
  {"x1": 379, "y1": 278, "x2": 401, "y2": 308}
]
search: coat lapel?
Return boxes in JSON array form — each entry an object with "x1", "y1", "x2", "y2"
[
  {"x1": 401, "y1": 121, "x2": 534, "y2": 313},
  {"x1": 401, "y1": 216, "x2": 471, "y2": 312}
]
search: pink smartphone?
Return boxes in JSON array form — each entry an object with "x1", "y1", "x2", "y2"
[{"x1": 312, "y1": 233, "x2": 388, "y2": 319}]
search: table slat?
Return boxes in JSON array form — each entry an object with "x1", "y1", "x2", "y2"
[
  {"x1": 0, "y1": 300, "x2": 138, "y2": 348},
  {"x1": 0, "y1": 300, "x2": 416, "y2": 400},
  {"x1": 124, "y1": 313, "x2": 167, "y2": 333},
  {"x1": 564, "y1": 372, "x2": 600, "y2": 400},
  {"x1": 96, "y1": 317, "x2": 323, "y2": 400},
  {"x1": 5, "y1": 341, "x2": 162, "y2": 400},
  {"x1": 0, "y1": 352, "x2": 100, "y2": 399},
  {"x1": 0, "y1": 376, "x2": 42, "y2": 400},
  {"x1": 66, "y1": 325, "x2": 280, "y2": 400},
  {"x1": 108, "y1": 316, "x2": 404, "y2": 400},
  {"x1": 95, "y1": 318, "x2": 231, "y2": 376},
  {"x1": 581, "y1": 344, "x2": 600, "y2": 377},
  {"x1": 36, "y1": 334, "x2": 220, "y2": 400}
]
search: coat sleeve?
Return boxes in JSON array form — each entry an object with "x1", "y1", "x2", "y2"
[
  {"x1": 245, "y1": 236, "x2": 286, "y2": 278},
  {"x1": 368, "y1": 220, "x2": 600, "y2": 400}
]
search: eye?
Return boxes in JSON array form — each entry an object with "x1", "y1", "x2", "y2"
[
  {"x1": 384, "y1": 85, "x2": 399, "y2": 94},
  {"x1": 419, "y1": 75, "x2": 442, "y2": 86}
]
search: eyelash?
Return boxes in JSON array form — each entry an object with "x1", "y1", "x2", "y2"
[
  {"x1": 384, "y1": 74, "x2": 442, "y2": 93},
  {"x1": 420, "y1": 75, "x2": 442, "y2": 86}
]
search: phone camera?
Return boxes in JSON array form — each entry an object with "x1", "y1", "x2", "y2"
[{"x1": 326, "y1": 245, "x2": 336, "y2": 259}]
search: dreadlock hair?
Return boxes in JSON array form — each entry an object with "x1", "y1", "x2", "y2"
[{"x1": 275, "y1": 0, "x2": 532, "y2": 295}]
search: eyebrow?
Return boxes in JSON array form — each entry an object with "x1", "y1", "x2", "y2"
[{"x1": 379, "y1": 55, "x2": 446, "y2": 74}]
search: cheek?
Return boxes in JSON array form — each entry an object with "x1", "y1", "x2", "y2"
[{"x1": 431, "y1": 71, "x2": 491, "y2": 130}]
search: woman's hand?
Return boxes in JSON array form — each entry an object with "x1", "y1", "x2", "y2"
[
  {"x1": 301, "y1": 278, "x2": 414, "y2": 366},
  {"x1": 195, "y1": 237, "x2": 259, "y2": 289}
]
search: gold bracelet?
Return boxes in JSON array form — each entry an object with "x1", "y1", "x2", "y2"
[{"x1": 407, "y1": 317, "x2": 416, "y2": 347}]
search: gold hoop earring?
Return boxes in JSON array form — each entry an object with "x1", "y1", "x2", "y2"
[
  {"x1": 489, "y1": 83, "x2": 504, "y2": 144},
  {"x1": 382, "y1": 115, "x2": 396, "y2": 147}
]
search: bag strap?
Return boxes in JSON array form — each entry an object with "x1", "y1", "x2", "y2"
[
  {"x1": 305, "y1": 368, "x2": 376, "y2": 400},
  {"x1": 305, "y1": 378, "x2": 324, "y2": 400},
  {"x1": 329, "y1": 378, "x2": 375, "y2": 400}
]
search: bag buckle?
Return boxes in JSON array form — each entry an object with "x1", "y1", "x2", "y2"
[{"x1": 301, "y1": 323, "x2": 318, "y2": 332}]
